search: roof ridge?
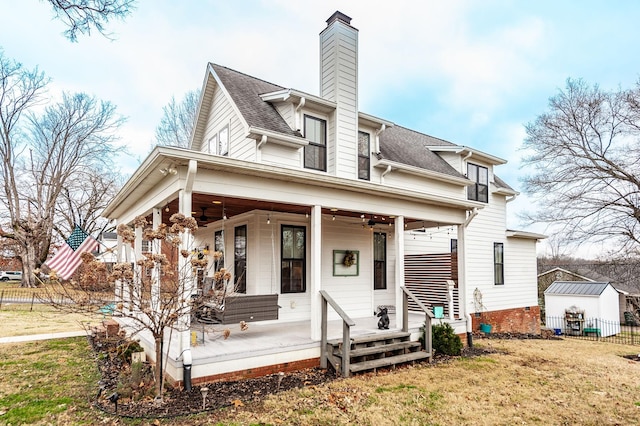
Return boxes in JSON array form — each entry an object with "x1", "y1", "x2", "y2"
[{"x1": 210, "y1": 63, "x2": 286, "y2": 92}]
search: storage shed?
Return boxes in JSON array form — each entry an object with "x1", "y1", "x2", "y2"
[{"x1": 544, "y1": 281, "x2": 621, "y2": 337}]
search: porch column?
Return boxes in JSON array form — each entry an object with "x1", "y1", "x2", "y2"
[
  {"x1": 115, "y1": 223, "x2": 127, "y2": 316},
  {"x1": 394, "y1": 215, "x2": 405, "y2": 329},
  {"x1": 310, "y1": 205, "x2": 322, "y2": 341},
  {"x1": 133, "y1": 226, "x2": 143, "y2": 317},
  {"x1": 151, "y1": 207, "x2": 162, "y2": 319},
  {"x1": 457, "y1": 224, "x2": 468, "y2": 320},
  {"x1": 178, "y1": 160, "x2": 197, "y2": 356}
]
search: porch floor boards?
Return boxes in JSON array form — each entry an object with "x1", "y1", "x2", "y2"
[{"x1": 184, "y1": 312, "x2": 427, "y2": 364}]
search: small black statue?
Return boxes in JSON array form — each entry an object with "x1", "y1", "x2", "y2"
[{"x1": 377, "y1": 307, "x2": 390, "y2": 330}]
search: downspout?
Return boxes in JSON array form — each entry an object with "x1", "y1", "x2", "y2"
[
  {"x1": 374, "y1": 124, "x2": 386, "y2": 153},
  {"x1": 256, "y1": 134, "x2": 267, "y2": 150},
  {"x1": 294, "y1": 97, "x2": 306, "y2": 132},
  {"x1": 381, "y1": 165, "x2": 392, "y2": 183}
]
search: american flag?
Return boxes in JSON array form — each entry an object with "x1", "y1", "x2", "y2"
[{"x1": 46, "y1": 226, "x2": 99, "y2": 280}]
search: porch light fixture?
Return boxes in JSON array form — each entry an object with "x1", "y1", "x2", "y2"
[
  {"x1": 361, "y1": 214, "x2": 365, "y2": 222},
  {"x1": 201, "y1": 387, "x2": 209, "y2": 410},
  {"x1": 267, "y1": 214, "x2": 271, "y2": 224},
  {"x1": 159, "y1": 166, "x2": 177, "y2": 176},
  {"x1": 332, "y1": 215, "x2": 336, "y2": 221},
  {"x1": 222, "y1": 208, "x2": 227, "y2": 220}
]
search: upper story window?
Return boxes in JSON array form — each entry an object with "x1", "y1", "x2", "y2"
[
  {"x1": 358, "y1": 131, "x2": 370, "y2": 180},
  {"x1": 304, "y1": 115, "x2": 326, "y2": 171},
  {"x1": 218, "y1": 126, "x2": 229, "y2": 156},
  {"x1": 467, "y1": 163, "x2": 488, "y2": 203},
  {"x1": 206, "y1": 125, "x2": 229, "y2": 156}
]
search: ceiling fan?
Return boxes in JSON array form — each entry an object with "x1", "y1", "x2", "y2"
[{"x1": 199, "y1": 207, "x2": 209, "y2": 222}]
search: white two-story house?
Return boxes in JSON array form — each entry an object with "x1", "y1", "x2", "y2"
[{"x1": 103, "y1": 11, "x2": 544, "y2": 385}]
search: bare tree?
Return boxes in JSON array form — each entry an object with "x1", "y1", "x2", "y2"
[
  {"x1": 41, "y1": 213, "x2": 243, "y2": 398},
  {"x1": 44, "y1": 0, "x2": 136, "y2": 42},
  {"x1": 0, "y1": 52, "x2": 125, "y2": 287},
  {"x1": 54, "y1": 166, "x2": 124, "y2": 239},
  {"x1": 155, "y1": 90, "x2": 199, "y2": 148},
  {"x1": 522, "y1": 78, "x2": 640, "y2": 251}
]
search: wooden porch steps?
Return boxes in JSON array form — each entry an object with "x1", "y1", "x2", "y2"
[{"x1": 326, "y1": 331, "x2": 430, "y2": 375}]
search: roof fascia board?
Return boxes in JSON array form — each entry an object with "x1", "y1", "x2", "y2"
[
  {"x1": 492, "y1": 182, "x2": 519, "y2": 196},
  {"x1": 208, "y1": 63, "x2": 251, "y2": 133},
  {"x1": 358, "y1": 112, "x2": 394, "y2": 128},
  {"x1": 247, "y1": 126, "x2": 309, "y2": 148},
  {"x1": 106, "y1": 148, "x2": 485, "y2": 217},
  {"x1": 103, "y1": 145, "x2": 188, "y2": 217},
  {"x1": 427, "y1": 145, "x2": 507, "y2": 165},
  {"x1": 506, "y1": 230, "x2": 547, "y2": 239},
  {"x1": 260, "y1": 89, "x2": 337, "y2": 112},
  {"x1": 374, "y1": 158, "x2": 471, "y2": 186}
]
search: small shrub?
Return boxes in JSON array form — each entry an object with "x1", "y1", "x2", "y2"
[
  {"x1": 115, "y1": 340, "x2": 144, "y2": 363},
  {"x1": 422, "y1": 322, "x2": 463, "y2": 356}
]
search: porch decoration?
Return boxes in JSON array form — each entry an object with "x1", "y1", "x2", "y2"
[
  {"x1": 342, "y1": 250, "x2": 356, "y2": 267},
  {"x1": 333, "y1": 250, "x2": 359, "y2": 276}
]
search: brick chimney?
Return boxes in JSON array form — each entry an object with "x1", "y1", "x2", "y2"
[{"x1": 320, "y1": 11, "x2": 358, "y2": 178}]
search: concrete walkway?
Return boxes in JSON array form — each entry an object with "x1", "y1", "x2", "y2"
[{"x1": 0, "y1": 330, "x2": 88, "y2": 344}]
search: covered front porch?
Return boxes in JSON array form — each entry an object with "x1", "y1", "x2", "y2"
[{"x1": 125, "y1": 310, "x2": 466, "y2": 385}]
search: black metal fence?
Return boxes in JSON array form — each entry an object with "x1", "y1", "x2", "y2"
[{"x1": 545, "y1": 315, "x2": 640, "y2": 346}]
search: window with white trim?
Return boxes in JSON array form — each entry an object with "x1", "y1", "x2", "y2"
[
  {"x1": 467, "y1": 163, "x2": 489, "y2": 203},
  {"x1": 304, "y1": 115, "x2": 326, "y2": 171},
  {"x1": 358, "y1": 131, "x2": 370, "y2": 180},
  {"x1": 373, "y1": 232, "x2": 386, "y2": 290},
  {"x1": 494, "y1": 242, "x2": 504, "y2": 285},
  {"x1": 281, "y1": 225, "x2": 306, "y2": 293}
]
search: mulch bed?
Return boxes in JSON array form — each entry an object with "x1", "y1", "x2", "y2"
[{"x1": 89, "y1": 331, "x2": 538, "y2": 419}]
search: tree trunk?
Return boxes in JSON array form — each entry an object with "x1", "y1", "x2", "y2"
[
  {"x1": 154, "y1": 334, "x2": 163, "y2": 399},
  {"x1": 19, "y1": 245, "x2": 37, "y2": 288}
]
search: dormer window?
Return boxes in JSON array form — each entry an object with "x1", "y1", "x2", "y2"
[
  {"x1": 304, "y1": 115, "x2": 326, "y2": 171},
  {"x1": 358, "y1": 131, "x2": 370, "y2": 180},
  {"x1": 467, "y1": 163, "x2": 488, "y2": 203}
]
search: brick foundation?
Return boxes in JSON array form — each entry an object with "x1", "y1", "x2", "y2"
[
  {"x1": 169, "y1": 357, "x2": 321, "y2": 388},
  {"x1": 472, "y1": 306, "x2": 540, "y2": 334}
]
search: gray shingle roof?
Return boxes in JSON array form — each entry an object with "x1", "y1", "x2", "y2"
[
  {"x1": 211, "y1": 64, "x2": 473, "y2": 180},
  {"x1": 493, "y1": 175, "x2": 515, "y2": 192},
  {"x1": 212, "y1": 64, "x2": 300, "y2": 137},
  {"x1": 544, "y1": 281, "x2": 611, "y2": 296},
  {"x1": 378, "y1": 125, "x2": 464, "y2": 178}
]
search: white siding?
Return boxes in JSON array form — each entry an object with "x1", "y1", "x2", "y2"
[
  {"x1": 260, "y1": 143, "x2": 302, "y2": 168},
  {"x1": 201, "y1": 83, "x2": 254, "y2": 161},
  {"x1": 503, "y1": 237, "x2": 539, "y2": 308},
  {"x1": 463, "y1": 191, "x2": 508, "y2": 314},
  {"x1": 320, "y1": 17, "x2": 358, "y2": 180}
]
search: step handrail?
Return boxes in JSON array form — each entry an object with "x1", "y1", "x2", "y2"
[
  {"x1": 400, "y1": 286, "x2": 433, "y2": 359},
  {"x1": 319, "y1": 290, "x2": 355, "y2": 377}
]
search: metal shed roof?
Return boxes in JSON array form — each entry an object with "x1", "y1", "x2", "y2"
[{"x1": 544, "y1": 281, "x2": 611, "y2": 296}]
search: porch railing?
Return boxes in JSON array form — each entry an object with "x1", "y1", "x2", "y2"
[
  {"x1": 319, "y1": 290, "x2": 355, "y2": 378},
  {"x1": 401, "y1": 286, "x2": 433, "y2": 359}
]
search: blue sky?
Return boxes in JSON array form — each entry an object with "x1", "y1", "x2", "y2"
[{"x1": 2, "y1": 0, "x2": 640, "y2": 256}]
